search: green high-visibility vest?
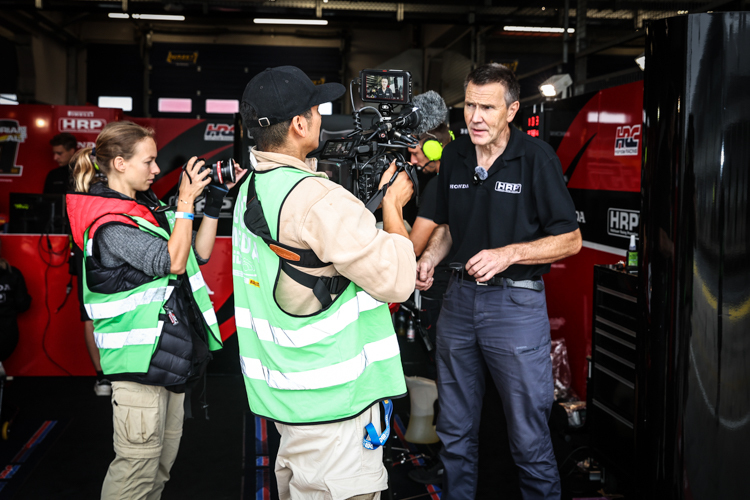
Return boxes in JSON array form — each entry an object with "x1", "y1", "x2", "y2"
[
  {"x1": 83, "y1": 212, "x2": 222, "y2": 375},
  {"x1": 232, "y1": 166, "x2": 406, "y2": 424}
]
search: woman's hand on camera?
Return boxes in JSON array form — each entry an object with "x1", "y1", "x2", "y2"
[{"x1": 179, "y1": 156, "x2": 212, "y2": 206}]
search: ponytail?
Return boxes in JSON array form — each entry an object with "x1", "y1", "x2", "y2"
[{"x1": 70, "y1": 147, "x2": 103, "y2": 193}]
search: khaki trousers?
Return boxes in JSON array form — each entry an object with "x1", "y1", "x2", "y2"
[
  {"x1": 101, "y1": 382, "x2": 185, "y2": 500},
  {"x1": 275, "y1": 403, "x2": 388, "y2": 500}
]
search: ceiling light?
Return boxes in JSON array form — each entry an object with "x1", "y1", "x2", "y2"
[
  {"x1": 540, "y1": 85, "x2": 557, "y2": 97},
  {"x1": 539, "y1": 74, "x2": 572, "y2": 98},
  {"x1": 98, "y1": 96, "x2": 133, "y2": 112},
  {"x1": 0, "y1": 93, "x2": 19, "y2": 105},
  {"x1": 677, "y1": 10, "x2": 688, "y2": 15},
  {"x1": 504, "y1": 26, "x2": 574, "y2": 34},
  {"x1": 132, "y1": 14, "x2": 185, "y2": 21},
  {"x1": 635, "y1": 53, "x2": 645, "y2": 71},
  {"x1": 254, "y1": 18, "x2": 328, "y2": 25},
  {"x1": 108, "y1": 13, "x2": 185, "y2": 21}
]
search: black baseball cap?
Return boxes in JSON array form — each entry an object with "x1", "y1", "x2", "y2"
[{"x1": 240, "y1": 66, "x2": 346, "y2": 128}]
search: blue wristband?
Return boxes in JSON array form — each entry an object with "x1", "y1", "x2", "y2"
[{"x1": 174, "y1": 211, "x2": 194, "y2": 220}]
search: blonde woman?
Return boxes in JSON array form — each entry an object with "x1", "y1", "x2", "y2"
[{"x1": 67, "y1": 121, "x2": 244, "y2": 499}]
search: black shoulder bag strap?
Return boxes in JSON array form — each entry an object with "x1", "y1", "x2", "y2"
[{"x1": 243, "y1": 171, "x2": 350, "y2": 308}]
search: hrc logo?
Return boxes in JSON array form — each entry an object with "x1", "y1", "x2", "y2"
[
  {"x1": 614, "y1": 125, "x2": 640, "y2": 156},
  {"x1": 204, "y1": 123, "x2": 234, "y2": 142}
]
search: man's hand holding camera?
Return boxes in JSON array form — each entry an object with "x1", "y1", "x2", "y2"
[{"x1": 379, "y1": 160, "x2": 413, "y2": 239}]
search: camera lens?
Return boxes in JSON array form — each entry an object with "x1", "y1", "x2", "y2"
[
  {"x1": 213, "y1": 159, "x2": 236, "y2": 185},
  {"x1": 197, "y1": 158, "x2": 236, "y2": 186}
]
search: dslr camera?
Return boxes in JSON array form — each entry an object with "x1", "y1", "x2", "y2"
[
  {"x1": 195, "y1": 158, "x2": 237, "y2": 186},
  {"x1": 318, "y1": 69, "x2": 421, "y2": 212}
]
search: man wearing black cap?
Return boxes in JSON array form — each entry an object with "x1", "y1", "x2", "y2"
[{"x1": 233, "y1": 66, "x2": 416, "y2": 499}]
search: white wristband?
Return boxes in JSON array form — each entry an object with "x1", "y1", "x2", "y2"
[{"x1": 174, "y1": 211, "x2": 194, "y2": 220}]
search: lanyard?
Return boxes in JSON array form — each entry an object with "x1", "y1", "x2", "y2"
[{"x1": 362, "y1": 399, "x2": 393, "y2": 450}]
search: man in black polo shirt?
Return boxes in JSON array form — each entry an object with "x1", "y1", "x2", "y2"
[{"x1": 416, "y1": 63, "x2": 581, "y2": 499}]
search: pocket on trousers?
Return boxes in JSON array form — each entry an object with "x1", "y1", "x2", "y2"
[
  {"x1": 508, "y1": 286, "x2": 543, "y2": 307},
  {"x1": 514, "y1": 338, "x2": 551, "y2": 356},
  {"x1": 441, "y1": 275, "x2": 458, "y2": 302},
  {"x1": 325, "y1": 470, "x2": 386, "y2": 500},
  {"x1": 112, "y1": 385, "x2": 162, "y2": 454}
]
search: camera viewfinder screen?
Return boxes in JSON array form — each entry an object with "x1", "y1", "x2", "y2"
[
  {"x1": 323, "y1": 139, "x2": 355, "y2": 157},
  {"x1": 364, "y1": 74, "x2": 406, "y2": 103}
]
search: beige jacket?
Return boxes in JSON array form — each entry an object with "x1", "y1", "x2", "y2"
[{"x1": 251, "y1": 148, "x2": 416, "y2": 316}]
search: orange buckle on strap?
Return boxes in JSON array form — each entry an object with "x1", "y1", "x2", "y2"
[{"x1": 269, "y1": 244, "x2": 301, "y2": 262}]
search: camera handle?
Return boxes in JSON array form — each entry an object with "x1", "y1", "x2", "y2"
[
  {"x1": 364, "y1": 186, "x2": 387, "y2": 213},
  {"x1": 362, "y1": 160, "x2": 413, "y2": 213}
]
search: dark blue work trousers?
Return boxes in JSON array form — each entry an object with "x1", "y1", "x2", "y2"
[{"x1": 435, "y1": 277, "x2": 561, "y2": 500}]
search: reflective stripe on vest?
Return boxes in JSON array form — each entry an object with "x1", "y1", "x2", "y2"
[
  {"x1": 240, "y1": 335, "x2": 399, "y2": 390},
  {"x1": 234, "y1": 290, "x2": 383, "y2": 348},
  {"x1": 86, "y1": 285, "x2": 173, "y2": 319},
  {"x1": 95, "y1": 322, "x2": 165, "y2": 349},
  {"x1": 187, "y1": 270, "x2": 218, "y2": 327},
  {"x1": 189, "y1": 272, "x2": 206, "y2": 292}
]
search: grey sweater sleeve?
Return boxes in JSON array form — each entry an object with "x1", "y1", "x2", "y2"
[{"x1": 96, "y1": 225, "x2": 208, "y2": 277}]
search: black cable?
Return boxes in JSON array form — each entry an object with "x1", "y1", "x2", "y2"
[
  {"x1": 55, "y1": 275, "x2": 74, "y2": 313},
  {"x1": 38, "y1": 228, "x2": 74, "y2": 376}
]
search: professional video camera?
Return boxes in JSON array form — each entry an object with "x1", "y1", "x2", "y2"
[{"x1": 318, "y1": 69, "x2": 447, "y2": 212}]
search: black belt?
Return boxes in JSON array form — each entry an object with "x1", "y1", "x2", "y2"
[{"x1": 454, "y1": 273, "x2": 544, "y2": 292}]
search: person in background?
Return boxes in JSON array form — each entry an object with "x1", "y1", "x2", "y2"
[
  {"x1": 0, "y1": 238, "x2": 32, "y2": 376},
  {"x1": 67, "y1": 120, "x2": 243, "y2": 499},
  {"x1": 79, "y1": 247, "x2": 110, "y2": 396},
  {"x1": 402, "y1": 124, "x2": 452, "y2": 228},
  {"x1": 44, "y1": 133, "x2": 77, "y2": 195},
  {"x1": 45, "y1": 133, "x2": 108, "y2": 395},
  {"x1": 405, "y1": 123, "x2": 453, "y2": 486},
  {"x1": 416, "y1": 63, "x2": 581, "y2": 499},
  {"x1": 408, "y1": 122, "x2": 454, "y2": 341},
  {"x1": 405, "y1": 123, "x2": 453, "y2": 238}
]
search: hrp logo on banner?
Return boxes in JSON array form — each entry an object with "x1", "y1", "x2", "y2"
[
  {"x1": 607, "y1": 208, "x2": 640, "y2": 238},
  {"x1": 59, "y1": 118, "x2": 107, "y2": 133}
]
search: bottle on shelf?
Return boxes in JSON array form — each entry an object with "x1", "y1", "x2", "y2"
[{"x1": 627, "y1": 234, "x2": 638, "y2": 273}]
